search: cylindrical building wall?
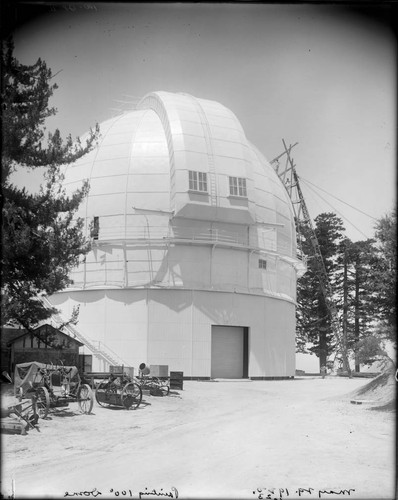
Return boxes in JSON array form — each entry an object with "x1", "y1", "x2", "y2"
[
  {"x1": 50, "y1": 289, "x2": 296, "y2": 377},
  {"x1": 50, "y1": 91, "x2": 304, "y2": 377}
]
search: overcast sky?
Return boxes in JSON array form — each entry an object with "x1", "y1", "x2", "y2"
[{"x1": 8, "y1": 2, "x2": 397, "y2": 242}]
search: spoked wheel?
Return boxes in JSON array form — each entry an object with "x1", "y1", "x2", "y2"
[
  {"x1": 153, "y1": 378, "x2": 170, "y2": 396},
  {"x1": 95, "y1": 381, "x2": 109, "y2": 408},
  {"x1": 160, "y1": 382, "x2": 170, "y2": 396},
  {"x1": 36, "y1": 386, "x2": 50, "y2": 419},
  {"x1": 121, "y1": 382, "x2": 142, "y2": 410},
  {"x1": 77, "y1": 384, "x2": 94, "y2": 414},
  {"x1": 149, "y1": 378, "x2": 168, "y2": 397}
]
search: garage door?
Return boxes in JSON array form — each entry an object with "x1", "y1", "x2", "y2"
[{"x1": 211, "y1": 326, "x2": 244, "y2": 378}]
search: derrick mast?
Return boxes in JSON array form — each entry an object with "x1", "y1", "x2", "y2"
[{"x1": 271, "y1": 140, "x2": 351, "y2": 374}]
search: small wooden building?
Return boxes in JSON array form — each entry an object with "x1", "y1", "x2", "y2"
[{"x1": 5, "y1": 324, "x2": 84, "y2": 373}]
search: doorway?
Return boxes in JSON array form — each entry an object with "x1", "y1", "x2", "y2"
[{"x1": 211, "y1": 325, "x2": 248, "y2": 378}]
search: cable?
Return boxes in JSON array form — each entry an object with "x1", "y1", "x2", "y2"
[
  {"x1": 301, "y1": 179, "x2": 370, "y2": 239},
  {"x1": 299, "y1": 176, "x2": 378, "y2": 221}
]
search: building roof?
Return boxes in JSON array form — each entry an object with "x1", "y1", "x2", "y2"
[
  {"x1": 4, "y1": 324, "x2": 83, "y2": 348},
  {"x1": 63, "y1": 91, "x2": 295, "y2": 244},
  {"x1": 59, "y1": 92, "x2": 301, "y2": 292}
]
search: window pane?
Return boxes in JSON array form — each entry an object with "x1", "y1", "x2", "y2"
[
  {"x1": 229, "y1": 176, "x2": 238, "y2": 196},
  {"x1": 198, "y1": 172, "x2": 207, "y2": 192},
  {"x1": 189, "y1": 170, "x2": 198, "y2": 190},
  {"x1": 238, "y1": 178, "x2": 247, "y2": 197}
]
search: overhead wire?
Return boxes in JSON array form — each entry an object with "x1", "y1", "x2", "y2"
[
  {"x1": 299, "y1": 176, "x2": 378, "y2": 221},
  {"x1": 299, "y1": 177, "x2": 370, "y2": 240}
]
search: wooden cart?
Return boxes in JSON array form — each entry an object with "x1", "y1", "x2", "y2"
[
  {"x1": 14, "y1": 361, "x2": 94, "y2": 417},
  {"x1": 95, "y1": 371, "x2": 142, "y2": 410}
]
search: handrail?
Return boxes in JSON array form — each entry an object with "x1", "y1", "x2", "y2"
[{"x1": 40, "y1": 296, "x2": 128, "y2": 369}]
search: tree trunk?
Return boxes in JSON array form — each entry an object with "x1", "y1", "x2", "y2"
[
  {"x1": 354, "y1": 256, "x2": 360, "y2": 372},
  {"x1": 319, "y1": 325, "x2": 328, "y2": 370},
  {"x1": 342, "y1": 248, "x2": 352, "y2": 377}
]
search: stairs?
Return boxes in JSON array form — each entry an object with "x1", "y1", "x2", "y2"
[{"x1": 40, "y1": 296, "x2": 127, "y2": 370}]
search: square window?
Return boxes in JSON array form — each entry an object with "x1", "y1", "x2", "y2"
[
  {"x1": 259, "y1": 259, "x2": 267, "y2": 269},
  {"x1": 229, "y1": 176, "x2": 247, "y2": 197},
  {"x1": 189, "y1": 171, "x2": 207, "y2": 193}
]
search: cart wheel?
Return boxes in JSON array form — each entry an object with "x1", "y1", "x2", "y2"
[
  {"x1": 95, "y1": 381, "x2": 108, "y2": 407},
  {"x1": 160, "y1": 382, "x2": 170, "y2": 396},
  {"x1": 77, "y1": 384, "x2": 94, "y2": 414},
  {"x1": 36, "y1": 386, "x2": 50, "y2": 419},
  {"x1": 121, "y1": 382, "x2": 142, "y2": 410}
]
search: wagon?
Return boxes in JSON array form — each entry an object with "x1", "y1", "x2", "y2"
[
  {"x1": 95, "y1": 371, "x2": 142, "y2": 410},
  {"x1": 135, "y1": 363, "x2": 170, "y2": 396},
  {"x1": 14, "y1": 361, "x2": 94, "y2": 416}
]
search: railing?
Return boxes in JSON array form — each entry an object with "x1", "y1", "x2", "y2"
[
  {"x1": 95, "y1": 224, "x2": 250, "y2": 247},
  {"x1": 40, "y1": 296, "x2": 128, "y2": 369}
]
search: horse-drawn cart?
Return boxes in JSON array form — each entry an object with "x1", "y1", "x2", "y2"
[
  {"x1": 14, "y1": 361, "x2": 94, "y2": 416},
  {"x1": 95, "y1": 371, "x2": 142, "y2": 410}
]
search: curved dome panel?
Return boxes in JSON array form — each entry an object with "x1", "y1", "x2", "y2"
[{"x1": 62, "y1": 91, "x2": 300, "y2": 296}]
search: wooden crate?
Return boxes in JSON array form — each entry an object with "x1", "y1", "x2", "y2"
[
  {"x1": 1, "y1": 418, "x2": 27, "y2": 435},
  {"x1": 109, "y1": 365, "x2": 124, "y2": 374},
  {"x1": 109, "y1": 366, "x2": 134, "y2": 377},
  {"x1": 149, "y1": 365, "x2": 169, "y2": 378},
  {"x1": 170, "y1": 371, "x2": 183, "y2": 390}
]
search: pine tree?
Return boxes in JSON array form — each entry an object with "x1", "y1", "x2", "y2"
[
  {"x1": 296, "y1": 213, "x2": 346, "y2": 369},
  {"x1": 1, "y1": 39, "x2": 100, "y2": 329},
  {"x1": 339, "y1": 239, "x2": 381, "y2": 371},
  {"x1": 372, "y1": 209, "x2": 397, "y2": 338}
]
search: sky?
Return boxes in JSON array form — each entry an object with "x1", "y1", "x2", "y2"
[{"x1": 6, "y1": 2, "x2": 397, "y2": 242}]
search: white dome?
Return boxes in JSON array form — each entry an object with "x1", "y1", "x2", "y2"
[
  {"x1": 63, "y1": 91, "x2": 298, "y2": 292},
  {"x1": 53, "y1": 92, "x2": 302, "y2": 377}
]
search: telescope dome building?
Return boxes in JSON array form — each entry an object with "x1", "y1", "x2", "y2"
[{"x1": 50, "y1": 91, "x2": 305, "y2": 378}]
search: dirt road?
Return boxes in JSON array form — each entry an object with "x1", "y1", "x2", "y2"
[{"x1": 1, "y1": 377, "x2": 395, "y2": 499}]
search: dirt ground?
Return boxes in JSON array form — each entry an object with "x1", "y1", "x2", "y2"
[{"x1": 1, "y1": 374, "x2": 396, "y2": 500}]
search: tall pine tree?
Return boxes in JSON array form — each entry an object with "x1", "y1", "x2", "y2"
[
  {"x1": 372, "y1": 209, "x2": 397, "y2": 339},
  {"x1": 338, "y1": 239, "x2": 380, "y2": 371},
  {"x1": 1, "y1": 39, "x2": 100, "y2": 329},
  {"x1": 296, "y1": 213, "x2": 346, "y2": 369}
]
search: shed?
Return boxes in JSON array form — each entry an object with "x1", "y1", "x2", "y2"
[{"x1": 6, "y1": 324, "x2": 84, "y2": 373}]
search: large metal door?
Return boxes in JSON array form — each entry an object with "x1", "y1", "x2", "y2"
[{"x1": 211, "y1": 326, "x2": 244, "y2": 378}]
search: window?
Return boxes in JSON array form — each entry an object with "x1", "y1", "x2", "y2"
[
  {"x1": 189, "y1": 171, "x2": 208, "y2": 193},
  {"x1": 91, "y1": 216, "x2": 99, "y2": 240},
  {"x1": 258, "y1": 259, "x2": 267, "y2": 269},
  {"x1": 229, "y1": 176, "x2": 247, "y2": 197}
]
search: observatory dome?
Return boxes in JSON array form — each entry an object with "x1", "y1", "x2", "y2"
[{"x1": 52, "y1": 91, "x2": 303, "y2": 378}]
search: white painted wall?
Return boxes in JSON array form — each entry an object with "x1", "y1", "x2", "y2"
[{"x1": 50, "y1": 288, "x2": 296, "y2": 377}]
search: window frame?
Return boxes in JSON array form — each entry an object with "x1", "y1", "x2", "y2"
[
  {"x1": 229, "y1": 176, "x2": 247, "y2": 198},
  {"x1": 189, "y1": 170, "x2": 208, "y2": 193},
  {"x1": 258, "y1": 259, "x2": 267, "y2": 270}
]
